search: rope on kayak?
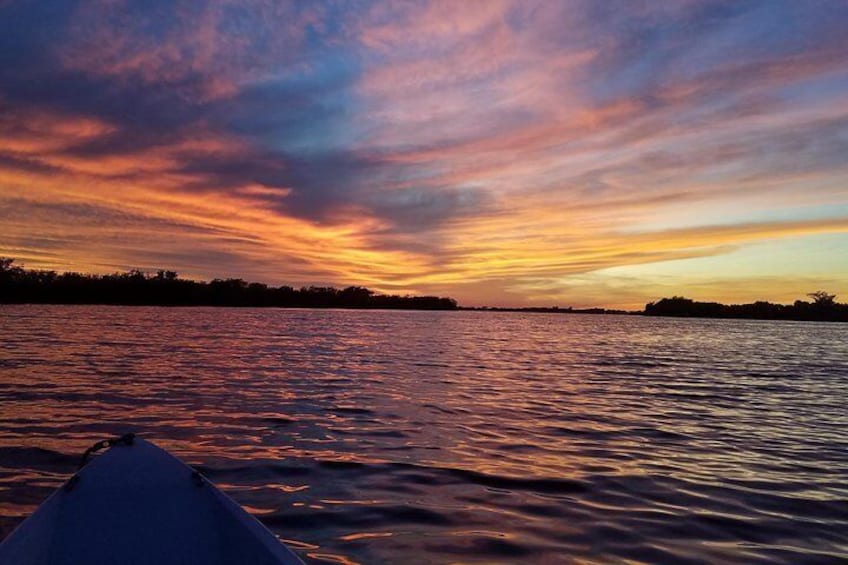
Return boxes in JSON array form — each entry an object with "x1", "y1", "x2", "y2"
[
  {"x1": 191, "y1": 470, "x2": 205, "y2": 487},
  {"x1": 78, "y1": 432, "x2": 136, "y2": 470}
]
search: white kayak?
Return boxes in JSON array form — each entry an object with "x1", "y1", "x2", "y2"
[{"x1": 0, "y1": 435, "x2": 304, "y2": 565}]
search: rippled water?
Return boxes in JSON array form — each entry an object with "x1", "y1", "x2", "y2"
[{"x1": 1, "y1": 305, "x2": 847, "y2": 563}]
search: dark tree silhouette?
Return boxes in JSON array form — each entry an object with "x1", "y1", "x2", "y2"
[
  {"x1": 808, "y1": 290, "x2": 836, "y2": 306},
  {"x1": 645, "y1": 292, "x2": 847, "y2": 322},
  {"x1": 0, "y1": 258, "x2": 458, "y2": 310}
]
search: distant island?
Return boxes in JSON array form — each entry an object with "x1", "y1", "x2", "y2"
[
  {"x1": 2, "y1": 258, "x2": 845, "y2": 321},
  {"x1": 644, "y1": 293, "x2": 848, "y2": 323},
  {"x1": 465, "y1": 293, "x2": 848, "y2": 322},
  {"x1": 0, "y1": 258, "x2": 457, "y2": 310}
]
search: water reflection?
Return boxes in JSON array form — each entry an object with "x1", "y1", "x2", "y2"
[{"x1": 1, "y1": 306, "x2": 847, "y2": 563}]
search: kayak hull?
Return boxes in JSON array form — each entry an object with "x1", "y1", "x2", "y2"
[{"x1": 0, "y1": 437, "x2": 304, "y2": 565}]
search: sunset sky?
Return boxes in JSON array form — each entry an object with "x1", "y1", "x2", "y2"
[{"x1": 1, "y1": 0, "x2": 847, "y2": 308}]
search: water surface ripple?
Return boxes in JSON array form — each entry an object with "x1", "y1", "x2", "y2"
[{"x1": 1, "y1": 306, "x2": 847, "y2": 563}]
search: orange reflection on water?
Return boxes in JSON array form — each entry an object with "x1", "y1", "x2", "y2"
[
  {"x1": 338, "y1": 532, "x2": 393, "y2": 542},
  {"x1": 305, "y1": 552, "x2": 360, "y2": 565}
]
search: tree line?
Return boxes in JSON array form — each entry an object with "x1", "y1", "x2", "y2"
[
  {"x1": 0, "y1": 258, "x2": 458, "y2": 310},
  {"x1": 645, "y1": 292, "x2": 847, "y2": 322}
]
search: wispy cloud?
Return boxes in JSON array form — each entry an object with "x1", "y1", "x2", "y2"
[{"x1": 1, "y1": 0, "x2": 847, "y2": 307}]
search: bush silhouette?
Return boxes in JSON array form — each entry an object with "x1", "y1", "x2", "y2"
[
  {"x1": 0, "y1": 258, "x2": 457, "y2": 310},
  {"x1": 645, "y1": 292, "x2": 847, "y2": 322}
]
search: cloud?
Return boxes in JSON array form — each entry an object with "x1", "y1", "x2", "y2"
[{"x1": 1, "y1": 0, "x2": 847, "y2": 305}]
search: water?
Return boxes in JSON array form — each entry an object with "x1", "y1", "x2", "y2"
[{"x1": 1, "y1": 305, "x2": 847, "y2": 564}]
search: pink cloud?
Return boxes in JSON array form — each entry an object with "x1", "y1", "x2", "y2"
[{"x1": 60, "y1": 0, "x2": 324, "y2": 101}]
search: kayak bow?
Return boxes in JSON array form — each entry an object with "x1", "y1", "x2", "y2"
[{"x1": 0, "y1": 435, "x2": 304, "y2": 565}]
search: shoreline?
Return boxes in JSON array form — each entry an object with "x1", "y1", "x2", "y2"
[{"x1": 2, "y1": 302, "x2": 846, "y2": 323}]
